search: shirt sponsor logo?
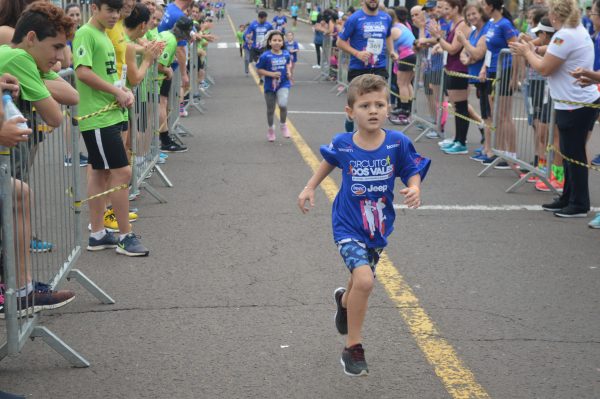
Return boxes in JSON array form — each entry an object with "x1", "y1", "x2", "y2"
[
  {"x1": 553, "y1": 37, "x2": 564, "y2": 46},
  {"x1": 351, "y1": 183, "x2": 367, "y2": 195},
  {"x1": 386, "y1": 144, "x2": 399, "y2": 149},
  {"x1": 338, "y1": 145, "x2": 353, "y2": 152},
  {"x1": 367, "y1": 184, "x2": 388, "y2": 193},
  {"x1": 349, "y1": 157, "x2": 394, "y2": 182}
]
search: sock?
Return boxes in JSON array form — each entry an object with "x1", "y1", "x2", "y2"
[
  {"x1": 16, "y1": 282, "x2": 34, "y2": 298},
  {"x1": 119, "y1": 233, "x2": 129, "y2": 241},
  {"x1": 91, "y1": 229, "x2": 107, "y2": 240},
  {"x1": 159, "y1": 131, "x2": 170, "y2": 145}
]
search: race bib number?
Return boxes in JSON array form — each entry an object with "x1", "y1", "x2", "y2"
[
  {"x1": 256, "y1": 33, "x2": 265, "y2": 45},
  {"x1": 366, "y1": 38, "x2": 383, "y2": 55},
  {"x1": 484, "y1": 50, "x2": 492, "y2": 68}
]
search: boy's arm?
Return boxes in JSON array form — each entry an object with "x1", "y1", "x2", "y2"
[
  {"x1": 399, "y1": 174, "x2": 421, "y2": 209},
  {"x1": 44, "y1": 77, "x2": 79, "y2": 106},
  {"x1": 75, "y1": 66, "x2": 133, "y2": 108},
  {"x1": 298, "y1": 160, "x2": 336, "y2": 214}
]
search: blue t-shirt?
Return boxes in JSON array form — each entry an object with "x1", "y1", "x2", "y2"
[
  {"x1": 273, "y1": 15, "x2": 288, "y2": 32},
  {"x1": 314, "y1": 29, "x2": 324, "y2": 45},
  {"x1": 320, "y1": 130, "x2": 430, "y2": 248},
  {"x1": 485, "y1": 17, "x2": 517, "y2": 73},
  {"x1": 424, "y1": 18, "x2": 450, "y2": 71},
  {"x1": 468, "y1": 21, "x2": 491, "y2": 82},
  {"x1": 583, "y1": 16, "x2": 594, "y2": 36},
  {"x1": 256, "y1": 50, "x2": 292, "y2": 92},
  {"x1": 285, "y1": 40, "x2": 299, "y2": 62},
  {"x1": 337, "y1": 9, "x2": 392, "y2": 71},
  {"x1": 290, "y1": 5, "x2": 299, "y2": 17},
  {"x1": 158, "y1": 3, "x2": 188, "y2": 47},
  {"x1": 594, "y1": 33, "x2": 600, "y2": 71},
  {"x1": 245, "y1": 20, "x2": 274, "y2": 49}
]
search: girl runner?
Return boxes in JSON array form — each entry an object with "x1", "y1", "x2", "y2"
[{"x1": 256, "y1": 30, "x2": 292, "y2": 142}]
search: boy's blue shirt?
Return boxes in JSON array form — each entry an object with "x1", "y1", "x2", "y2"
[
  {"x1": 285, "y1": 40, "x2": 299, "y2": 62},
  {"x1": 245, "y1": 20, "x2": 274, "y2": 49},
  {"x1": 320, "y1": 130, "x2": 430, "y2": 248}
]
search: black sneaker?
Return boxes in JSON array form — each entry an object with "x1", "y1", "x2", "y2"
[
  {"x1": 493, "y1": 161, "x2": 511, "y2": 170},
  {"x1": 87, "y1": 231, "x2": 118, "y2": 251},
  {"x1": 554, "y1": 206, "x2": 589, "y2": 218},
  {"x1": 334, "y1": 287, "x2": 347, "y2": 335},
  {"x1": 340, "y1": 344, "x2": 368, "y2": 376},
  {"x1": 542, "y1": 198, "x2": 568, "y2": 212},
  {"x1": 160, "y1": 142, "x2": 188, "y2": 153}
]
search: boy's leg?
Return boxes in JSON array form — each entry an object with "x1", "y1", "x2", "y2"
[
  {"x1": 345, "y1": 265, "x2": 374, "y2": 347},
  {"x1": 108, "y1": 166, "x2": 132, "y2": 234},
  {"x1": 87, "y1": 169, "x2": 110, "y2": 232}
]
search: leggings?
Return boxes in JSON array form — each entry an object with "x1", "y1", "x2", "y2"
[
  {"x1": 244, "y1": 49, "x2": 251, "y2": 74},
  {"x1": 315, "y1": 43, "x2": 322, "y2": 65},
  {"x1": 264, "y1": 88, "x2": 289, "y2": 126}
]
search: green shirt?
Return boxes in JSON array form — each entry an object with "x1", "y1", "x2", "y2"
[
  {"x1": 158, "y1": 31, "x2": 177, "y2": 83},
  {"x1": 0, "y1": 45, "x2": 51, "y2": 103},
  {"x1": 236, "y1": 30, "x2": 244, "y2": 45},
  {"x1": 73, "y1": 23, "x2": 126, "y2": 131},
  {"x1": 145, "y1": 28, "x2": 159, "y2": 41}
]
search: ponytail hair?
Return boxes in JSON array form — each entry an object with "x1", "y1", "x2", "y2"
[{"x1": 484, "y1": 0, "x2": 514, "y2": 26}]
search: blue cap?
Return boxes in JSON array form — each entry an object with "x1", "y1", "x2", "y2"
[{"x1": 423, "y1": 1, "x2": 437, "y2": 10}]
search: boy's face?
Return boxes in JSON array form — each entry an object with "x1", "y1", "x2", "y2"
[
  {"x1": 26, "y1": 31, "x2": 67, "y2": 73},
  {"x1": 286, "y1": 32, "x2": 293, "y2": 41},
  {"x1": 93, "y1": 3, "x2": 121, "y2": 29},
  {"x1": 141, "y1": 0, "x2": 156, "y2": 15},
  {"x1": 152, "y1": 10, "x2": 163, "y2": 29},
  {"x1": 346, "y1": 90, "x2": 388, "y2": 133},
  {"x1": 191, "y1": 7, "x2": 201, "y2": 20}
]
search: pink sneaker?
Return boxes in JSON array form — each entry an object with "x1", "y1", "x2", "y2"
[
  {"x1": 267, "y1": 127, "x2": 275, "y2": 142},
  {"x1": 281, "y1": 123, "x2": 290, "y2": 138}
]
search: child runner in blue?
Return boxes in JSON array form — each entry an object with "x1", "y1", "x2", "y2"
[
  {"x1": 298, "y1": 74, "x2": 430, "y2": 377},
  {"x1": 273, "y1": 8, "x2": 288, "y2": 34},
  {"x1": 285, "y1": 31, "x2": 299, "y2": 83},
  {"x1": 256, "y1": 30, "x2": 292, "y2": 142}
]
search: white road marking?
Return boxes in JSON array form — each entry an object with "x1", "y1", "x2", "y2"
[
  {"x1": 393, "y1": 204, "x2": 600, "y2": 212},
  {"x1": 288, "y1": 110, "x2": 347, "y2": 115}
]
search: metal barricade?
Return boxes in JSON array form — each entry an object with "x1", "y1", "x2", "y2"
[
  {"x1": 0, "y1": 69, "x2": 113, "y2": 367},
  {"x1": 331, "y1": 47, "x2": 349, "y2": 96},
  {"x1": 167, "y1": 66, "x2": 192, "y2": 143},
  {"x1": 314, "y1": 34, "x2": 332, "y2": 81},
  {"x1": 184, "y1": 43, "x2": 207, "y2": 115},
  {"x1": 478, "y1": 49, "x2": 556, "y2": 193},
  {"x1": 130, "y1": 65, "x2": 172, "y2": 204},
  {"x1": 403, "y1": 49, "x2": 446, "y2": 142}
]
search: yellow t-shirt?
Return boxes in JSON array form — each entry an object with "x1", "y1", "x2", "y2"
[{"x1": 106, "y1": 19, "x2": 127, "y2": 79}]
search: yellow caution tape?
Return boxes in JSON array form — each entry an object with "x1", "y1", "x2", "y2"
[
  {"x1": 0, "y1": 150, "x2": 10, "y2": 155},
  {"x1": 553, "y1": 99, "x2": 600, "y2": 109},
  {"x1": 446, "y1": 103, "x2": 495, "y2": 131},
  {"x1": 69, "y1": 183, "x2": 129, "y2": 208},
  {"x1": 444, "y1": 68, "x2": 496, "y2": 82},
  {"x1": 546, "y1": 144, "x2": 600, "y2": 172},
  {"x1": 397, "y1": 59, "x2": 416, "y2": 68},
  {"x1": 74, "y1": 102, "x2": 121, "y2": 122}
]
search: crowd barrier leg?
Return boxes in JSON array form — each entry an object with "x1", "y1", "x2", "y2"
[
  {"x1": 413, "y1": 51, "x2": 446, "y2": 142},
  {"x1": 184, "y1": 44, "x2": 206, "y2": 115},
  {"x1": 314, "y1": 36, "x2": 331, "y2": 82},
  {"x1": 168, "y1": 67, "x2": 192, "y2": 143},
  {"x1": 331, "y1": 50, "x2": 348, "y2": 96},
  {"x1": 478, "y1": 50, "x2": 557, "y2": 193}
]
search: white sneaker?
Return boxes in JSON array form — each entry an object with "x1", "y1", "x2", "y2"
[
  {"x1": 437, "y1": 138, "x2": 454, "y2": 147},
  {"x1": 426, "y1": 130, "x2": 441, "y2": 139},
  {"x1": 312, "y1": 64, "x2": 321, "y2": 69}
]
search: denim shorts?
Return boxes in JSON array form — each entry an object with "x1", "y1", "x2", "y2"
[{"x1": 337, "y1": 239, "x2": 383, "y2": 275}]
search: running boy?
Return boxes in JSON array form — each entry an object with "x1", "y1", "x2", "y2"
[
  {"x1": 285, "y1": 31, "x2": 299, "y2": 81},
  {"x1": 256, "y1": 30, "x2": 292, "y2": 142},
  {"x1": 297, "y1": 74, "x2": 430, "y2": 376},
  {"x1": 73, "y1": 0, "x2": 149, "y2": 256}
]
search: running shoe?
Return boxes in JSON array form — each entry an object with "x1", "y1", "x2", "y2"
[
  {"x1": 64, "y1": 154, "x2": 87, "y2": 167},
  {"x1": 312, "y1": 64, "x2": 321, "y2": 69},
  {"x1": 591, "y1": 154, "x2": 600, "y2": 166},
  {"x1": 470, "y1": 153, "x2": 487, "y2": 162},
  {"x1": 281, "y1": 123, "x2": 290, "y2": 138},
  {"x1": 541, "y1": 198, "x2": 568, "y2": 212},
  {"x1": 116, "y1": 233, "x2": 149, "y2": 257},
  {"x1": 554, "y1": 206, "x2": 588, "y2": 218},
  {"x1": 439, "y1": 140, "x2": 457, "y2": 150},
  {"x1": 588, "y1": 213, "x2": 600, "y2": 228},
  {"x1": 159, "y1": 152, "x2": 169, "y2": 159},
  {"x1": 519, "y1": 173, "x2": 539, "y2": 183},
  {"x1": 341, "y1": 344, "x2": 368, "y2": 377},
  {"x1": 443, "y1": 142, "x2": 468, "y2": 154},
  {"x1": 473, "y1": 146, "x2": 483, "y2": 155},
  {"x1": 160, "y1": 142, "x2": 188, "y2": 153},
  {"x1": 105, "y1": 207, "x2": 138, "y2": 222},
  {"x1": 0, "y1": 281, "x2": 75, "y2": 319},
  {"x1": 179, "y1": 103, "x2": 188, "y2": 117},
  {"x1": 493, "y1": 161, "x2": 511, "y2": 170},
  {"x1": 425, "y1": 130, "x2": 440, "y2": 139},
  {"x1": 30, "y1": 237, "x2": 53, "y2": 253},
  {"x1": 437, "y1": 138, "x2": 454, "y2": 147},
  {"x1": 334, "y1": 287, "x2": 347, "y2": 335},
  {"x1": 481, "y1": 155, "x2": 498, "y2": 165},
  {"x1": 535, "y1": 176, "x2": 563, "y2": 193},
  {"x1": 388, "y1": 114, "x2": 405, "y2": 125},
  {"x1": 87, "y1": 231, "x2": 118, "y2": 251},
  {"x1": 267, "y1": 127, "x2": 276, "y2": 142},
  {"x1": 157, "y1": 157, "x2": 166, "y2": 164}
]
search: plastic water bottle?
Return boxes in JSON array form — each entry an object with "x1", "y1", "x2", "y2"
[{"x1": 2, "y1": 93, "x2": 29, "y2": 132}]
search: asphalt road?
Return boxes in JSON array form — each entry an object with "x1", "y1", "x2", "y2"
[{"x1": 0, "y1": 1, "x2": 598, "y2": 398}]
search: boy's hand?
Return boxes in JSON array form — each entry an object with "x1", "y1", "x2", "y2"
[
  {"x1": 165, "y1": 67, "x2": 173, "y2": 80},
  {"x1": 399, "y1": 186, "x2": 421, "y2": 209},
  {"x1": 298, "y1": 186, "x2": 315, "y2": 214},
  {"x1": 354, "y1": 50, "x2": 371, "y2": 64},
  {"x1": 115, "y1": 88, "x2": 134, "y2": 108},
  {"x1": 272, "y1": 71, "x2": 282, "y2": 79},
  {"x1": 0, "y1": 73, "x2": 20, "y2": 98},
  {"x1": 0, "y1": 117, "x2": 31, "y2": 147}
]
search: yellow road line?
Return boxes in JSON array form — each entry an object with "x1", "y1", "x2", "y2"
[{"x1": 226, "y1": 13, "x2": 490, "y2": 398}]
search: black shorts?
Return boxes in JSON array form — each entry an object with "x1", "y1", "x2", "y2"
[
  {"x1": 198, "y1": 56, "x2": 205, "y2": 70},
  {"x1": 397, "y1": 54, "x2": 417, "y2": 72},
  {"x1": 250, "y1": 48, "x2": 264, "y2": 63},
  {"x1": 528, "y1": 79, "x2": 551, "y2": 124},
  {"x1": 82, "y1": 123, "x2": 128, "y2": 170},
  {"x1": 488, "y1": 70, "x2": 513, "y2": 97},
  {"x1": 474, "y1": 82, "x2": 491, "y2": 120},
  {"x1": 445, "y1": 72, "x2": 468, "y2": 90},
  {"x1": 292, "y1": 16, "x2": 297, "y2": 20},
  {"x1": 160, "y1": 78, "x2": 171, "y2": 97},
  {"x1": 347, "y1": 67, "x2": 388, "y2": 83}
]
